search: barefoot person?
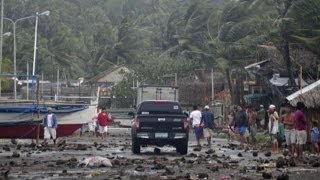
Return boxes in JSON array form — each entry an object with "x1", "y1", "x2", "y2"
[
  {"x1": 234, "y1": 106, "x2": 248, "y2": 148},
  {"x1": 282, "y1": 105, "x2": 296, "y2": 155},
  {"x1": 190, "y1": 105, "x2": 203, "y2": 147},
  {"x1": 294, "y1": 102, "x2": 307, "y2": 158},
  {"x1": 202, "y1": 105, "x2": 215, "y2": 147},
  {"x1": 247, "y1": 106, "x2": 257, "y2": 146},
  {"x1": 42, "y1": 107, "x2": 58, "y2": 145},
  {"x1": 311, "y1": 121, "x2": 319, "y2": 155},
  {"x1": 97, "y1": 108, "x2": 111, "y2": 139},
  {"x1": 268, "y1": 105, "x2": 279, "y2": 153}
]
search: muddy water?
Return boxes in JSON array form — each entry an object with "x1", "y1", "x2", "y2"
[{"x1": 0, "y1": 128, "x2": 319, "y2": 179}]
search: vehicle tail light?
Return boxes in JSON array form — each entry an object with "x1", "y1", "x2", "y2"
[
  {"x1": 183, "y1": 118, "x2": 189, "y2": 129},
  {"x1": 134, "y1": 118, "x2": 141, "y2": 129}
]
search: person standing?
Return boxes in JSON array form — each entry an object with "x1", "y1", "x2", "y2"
[
  {"x1": 88, "y1": 108, "x2": 99, "y2": 137},
  {"x1": 97, "y1": 108, "x2": 111, "y2": 139},
  {"x1": 190, "y1": 105, "x2": 203, "y2": 147},
  {"x1": 282, "y1": 105, "x2": 296, "y2": 155},
  {"x1": 234, "y1": 106, "x2": 248, "y2": 148},
  {"x1": 311, "y1": 121, "x2": 319, "y2": 155},
  {"x1": 257, "y1": 105, "x2": 266, "y2": 130},
  {"x1": 43, "y1": 107, "x2": 58, "y2": 145},
  {"x1": 295, "y1": 102, "x2": 307, "y2": 158},
  {"x1": 202, "y1": 105, "x2": 215, "y2": 147},
  {"x1": 268, "y1": 105, "x2": 279, "y2": 153},
  {"x1": 227, "y1": 110, "x2": 236, "y2": 141},
  {"x1": 247, "y1": 106, "x2": 257, "y2": 146}
]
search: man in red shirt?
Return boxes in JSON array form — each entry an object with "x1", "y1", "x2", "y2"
[{"x1": 97, "y1": 108, "x2": 111, "y2": 139}]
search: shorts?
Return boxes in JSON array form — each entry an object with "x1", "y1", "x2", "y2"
[
  {"x1": 194, "y1": 127, "x2": 204, "y2": 138},
  {"x1": 44, "y1": 127, "x2": 57, "y2": 139},
  {"x1": 99, "y1": 125, "x2": 108, "y2": 133},
  {"x1": 203, "y1": 128, "x2": 214, "y2": 138},
  {"x1": 88, "y1": 122, "x2": 97, "y2": 132},
  {"x1": 296, "y1": 130, "x2": 307, "y2": 145},
  {"x1": 239, "y1": 126, "x2": 247, "y2": 136},
  {"x1": 284, "y1": 129, "x2": 296, "y2": 145}
]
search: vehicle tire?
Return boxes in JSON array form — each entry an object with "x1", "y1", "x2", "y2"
[
  {"x1": 132, "y1": 138, "x2": 141, "y2": 154},
  {"x1": 177, "y1": 139, "x2": 188, "y2": 155}
]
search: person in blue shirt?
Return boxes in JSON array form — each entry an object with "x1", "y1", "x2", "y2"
[
  {"x1": 202, "y1": 105, "x2": 215, "y2": 147},
  {"x1": 234, "y1": 106, "x2": 248, "y2": 148},
  {"x1": 311, "y1": 121, "x2": 319, "y2": 155}
]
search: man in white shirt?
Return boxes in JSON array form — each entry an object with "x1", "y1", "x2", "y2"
[
  {"x1": 43, "y1": 107, "x2": 58, "y2": 145},
  {"x1": 190, "y1": 105, "x2": 203, "y2": 147}
]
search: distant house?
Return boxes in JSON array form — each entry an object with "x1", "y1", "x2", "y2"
[{"x1": 86, "y1": 66, "x2": 131, "y2": 96}]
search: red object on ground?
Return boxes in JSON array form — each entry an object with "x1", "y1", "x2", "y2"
[{"x1": 0, "y1": 122, "x2": 82, "y2": 139}]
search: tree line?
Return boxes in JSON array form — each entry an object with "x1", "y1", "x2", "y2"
[{"x1": 0, "y1": 0, "x2": 319, "y2": 93}]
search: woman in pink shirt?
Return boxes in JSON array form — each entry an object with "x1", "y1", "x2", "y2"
[{"x1": 295, "y1": 102, "x2": 307, "y2": 158}]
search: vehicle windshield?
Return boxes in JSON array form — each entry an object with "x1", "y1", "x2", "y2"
[{"x1": 137, "y1": 101, "x2": 182, "y2": 114}]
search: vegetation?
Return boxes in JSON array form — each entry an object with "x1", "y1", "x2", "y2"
[{"x1": 1, "y1": 0, "x2": 319, "y2": 102}]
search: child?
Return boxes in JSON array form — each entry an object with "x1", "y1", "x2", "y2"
[
  {"x1": 226, "y1": 110, "x2": 236, "y2": 141},
  {"x1": 311, "y1": 121, "x2": 319, "y2": 155},
  {"x1": 268, "y1": 105, "x2": 279, "y2": 153}
]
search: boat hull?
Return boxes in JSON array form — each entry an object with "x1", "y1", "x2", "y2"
[{"x1": 0, "y1": 121, "x2": 83, "y2": 139}]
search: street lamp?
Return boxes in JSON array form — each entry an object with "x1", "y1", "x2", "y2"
[
  {"x1": 32, "y1": 10, "x2": 50, "y2": 76},
  {"x1": 3, "y1": 10, "x2": 49, "y2": 100}
]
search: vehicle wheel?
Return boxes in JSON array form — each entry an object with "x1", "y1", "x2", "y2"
[
  {"x1": 132, "y1": 138, "x2": 141, "y2": 154},
  {"x1": 177, "y1": 140, "x2": 188, "y2": 155}
]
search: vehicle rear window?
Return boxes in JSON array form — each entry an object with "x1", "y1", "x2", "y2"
[{"x1": 137, "y1": 101, "x2": 182, "y2": 114}]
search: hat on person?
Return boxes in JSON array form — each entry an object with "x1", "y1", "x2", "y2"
[
  {"x1": 260, "y1": 104, "x2": 264, "y2": 108},
  {"x1": 269, "y1": 104, "x2": 276, "y2": 109},
  {"x1": 204, "y1": 105, "x2": 210, "y2": 109},
  {"x1": 48, "y1": 107, "x2": 53, "y2": 111}
]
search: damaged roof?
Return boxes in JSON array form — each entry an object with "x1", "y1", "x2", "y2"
[{"x1": 286, "y1": 79, "x2": 320, "y2": 108}]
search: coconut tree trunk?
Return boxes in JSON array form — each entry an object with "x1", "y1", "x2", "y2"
[
  {"x1": 283, "y1": 39, "x2": 295, "y2": 86},
  {"x1": 226, "y1": 68, "x2": 234, "y2": 104}
]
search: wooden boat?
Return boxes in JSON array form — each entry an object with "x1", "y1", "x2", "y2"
[
  {"x1": 0, "y1": 104, "x2": 88, "y2": 113},
  {"x1": 0, "y1": 119, "x2": 83, "y2": 139}
]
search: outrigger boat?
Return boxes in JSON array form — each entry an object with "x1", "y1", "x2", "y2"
[
  {"x1": 0, "y1": 118, "x2": 83, "y2": 139},
  {"x1": 0, "y1": 74, "x2": 99, "y2": 139}
]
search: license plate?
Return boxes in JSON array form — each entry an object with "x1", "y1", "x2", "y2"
[{"x1": 155, "y1": 133, "x2": 168, "y2": 138}]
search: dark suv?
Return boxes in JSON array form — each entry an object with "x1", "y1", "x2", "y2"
[{"x1": 131, "y1": 100, "x2": 189, "y2": 154}]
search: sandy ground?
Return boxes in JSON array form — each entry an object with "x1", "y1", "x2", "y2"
[{"x1": 1, "y1": 125, "x2": 320, "y2": 179}]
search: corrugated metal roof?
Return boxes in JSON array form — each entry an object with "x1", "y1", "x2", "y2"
[
  {"x1": 269, "y1": 77, "x2": 307, "y2": 87},
  {"x1": 286, "y1": 79, "x2": 320, "y2": 108},
  {"x1": 244, "y1": 59, "x2": 270, "y2": 70}
]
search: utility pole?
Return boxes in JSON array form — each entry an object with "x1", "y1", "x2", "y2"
[
  {"x1": 211, "y1": 68, "x2": 214, "y2": 105},
  {"x1": 0, "y1": 0, "x2": 4, "y2": 97}
]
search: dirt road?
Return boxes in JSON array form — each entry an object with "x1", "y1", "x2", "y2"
[{"x1": 0, "y1": 127, "x2": 320, "y2": 179}]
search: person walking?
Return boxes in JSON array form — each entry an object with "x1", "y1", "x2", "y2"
[
  {"x1": 42, "y1": 107, "x2": 58, "y2": 145},
  {"x1": 234, "y1": 106, "x2": 248, "y2": 148},
  {"x1": 294, "y1": 102, "x2": 307, "y2": 159},
  {"x1": 247, "y1": 106, "x2": 257, "y2": 146},
  {"x1": 202, "y1": 105, "x2": 215, "y2": 147},
  {"x1": 97, "y1": 108, "x2": 111, "y2": 139},
  {"x1": 88, "y1": 108, "x2": 99, "y2": 137},
  {"x1": 282, "y1": 105, "x2": 296, "y2": 155},
  {"x1": 268, "y1": 105, "x2": 279, "y2": 153},
  {"x1": 257, "y1": 105, "x2": 266, "y2": 130},
  {"x1": 311, "y1": 121, "x2": 319, "y2": 155},
  {"x1": 190, "y1": 105, "x2": 203, "y2": 147}
]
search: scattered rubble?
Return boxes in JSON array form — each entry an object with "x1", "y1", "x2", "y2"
[{"x1": 0, "y1": 130, "x2": 319, "y2": 179}]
